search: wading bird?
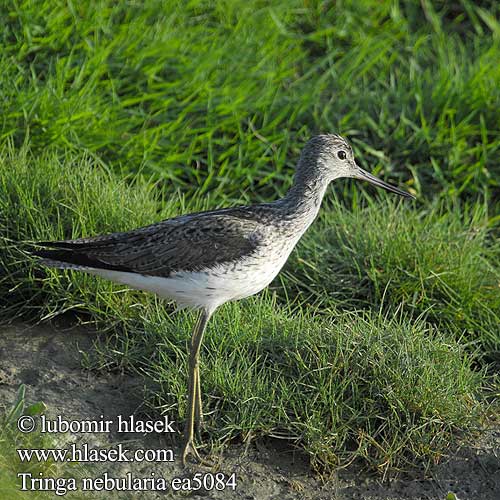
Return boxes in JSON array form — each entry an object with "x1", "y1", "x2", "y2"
[{"x1": 33, "y1": 134, "x2": 414, "y2": 465}]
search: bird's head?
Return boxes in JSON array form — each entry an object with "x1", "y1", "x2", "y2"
[{"x1": 299, "y1": 134, "x2": 415, "y2": 199}]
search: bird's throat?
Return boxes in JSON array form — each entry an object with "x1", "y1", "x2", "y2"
[{"x1": 281, "y1": 175, "x2": 329, "y2": 231}]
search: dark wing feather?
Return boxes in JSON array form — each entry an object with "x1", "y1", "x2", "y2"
[{"x1": 32, "y1": 208, "x2": 265, "y2": 277}]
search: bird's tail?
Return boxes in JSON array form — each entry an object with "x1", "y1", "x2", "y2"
[
  {"x1": 30, "y1": 240, "x2": 128, "y2": 273},
  {"x1": 31, "y1": 247, "x2": 97, "y2": 271}
]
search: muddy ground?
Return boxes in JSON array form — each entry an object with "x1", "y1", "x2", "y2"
[{"x1": 0, "y1": 323, "x2": 498, "y2": 499}]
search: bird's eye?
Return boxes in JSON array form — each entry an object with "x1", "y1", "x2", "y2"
[{"x1": 337, "y1": 150, "x2": 347, "y2": 160}]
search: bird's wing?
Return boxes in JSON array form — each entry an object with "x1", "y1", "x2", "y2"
[{"x1": 32, "y1": 208, "x2": 265, "y2": 277}]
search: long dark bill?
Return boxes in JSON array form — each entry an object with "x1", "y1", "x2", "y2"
[{"x1": 353, "y1": 165, "x2": 415, "y2": 199}]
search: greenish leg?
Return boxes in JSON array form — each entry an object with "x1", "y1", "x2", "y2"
[
  {"x1": 181, "y1": 308, "x2": 213, "y2": 466},
  {"x1": 194, "y1": 363, "x2": 203, "y2": 433}
]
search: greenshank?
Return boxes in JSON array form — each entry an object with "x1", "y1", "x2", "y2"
[{"x1": 32, "y1": 134, "x2": 414, "y2": 465}]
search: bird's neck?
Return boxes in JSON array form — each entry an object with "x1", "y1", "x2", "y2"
[{"x1": 280, "y1": 172, "x2": 329, "y2": 231}]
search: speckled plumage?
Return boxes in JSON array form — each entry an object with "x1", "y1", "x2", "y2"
[{"x1": 33, "y1": 200, "x2": 321, "y2": 309}]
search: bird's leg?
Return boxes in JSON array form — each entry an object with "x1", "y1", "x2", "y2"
[
  {"x1": 181, "y1": 308, "x2": 213, "y2": 466},
  {"x1": 190, "y1": 328, "x2": 205, "y2": 436},
  {"x1": 194, "y1": 363, "x2": 203, "y2": 433}
]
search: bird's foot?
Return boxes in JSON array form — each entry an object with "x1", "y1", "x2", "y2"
[{"x1": 181, "y1": 439, "x2": 215, "y2": 468}]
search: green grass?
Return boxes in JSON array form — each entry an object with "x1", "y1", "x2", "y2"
[
  {"x1": 0, "y1": 0, "x2": 499, "y2": 474},
  {"x1": 1, "y1": 0, "x2": 499, "y2": 201},
  {"x1": 283, "y1": 198, "x2": 500, "y2": 359},
  {"x1": 144, "y1": 301, "x2": 483, "y2": 472}
]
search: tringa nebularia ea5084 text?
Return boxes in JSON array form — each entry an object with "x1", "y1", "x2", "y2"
[{"x1": 32, "y1": 134, "x2": 415, "y2": 465}]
